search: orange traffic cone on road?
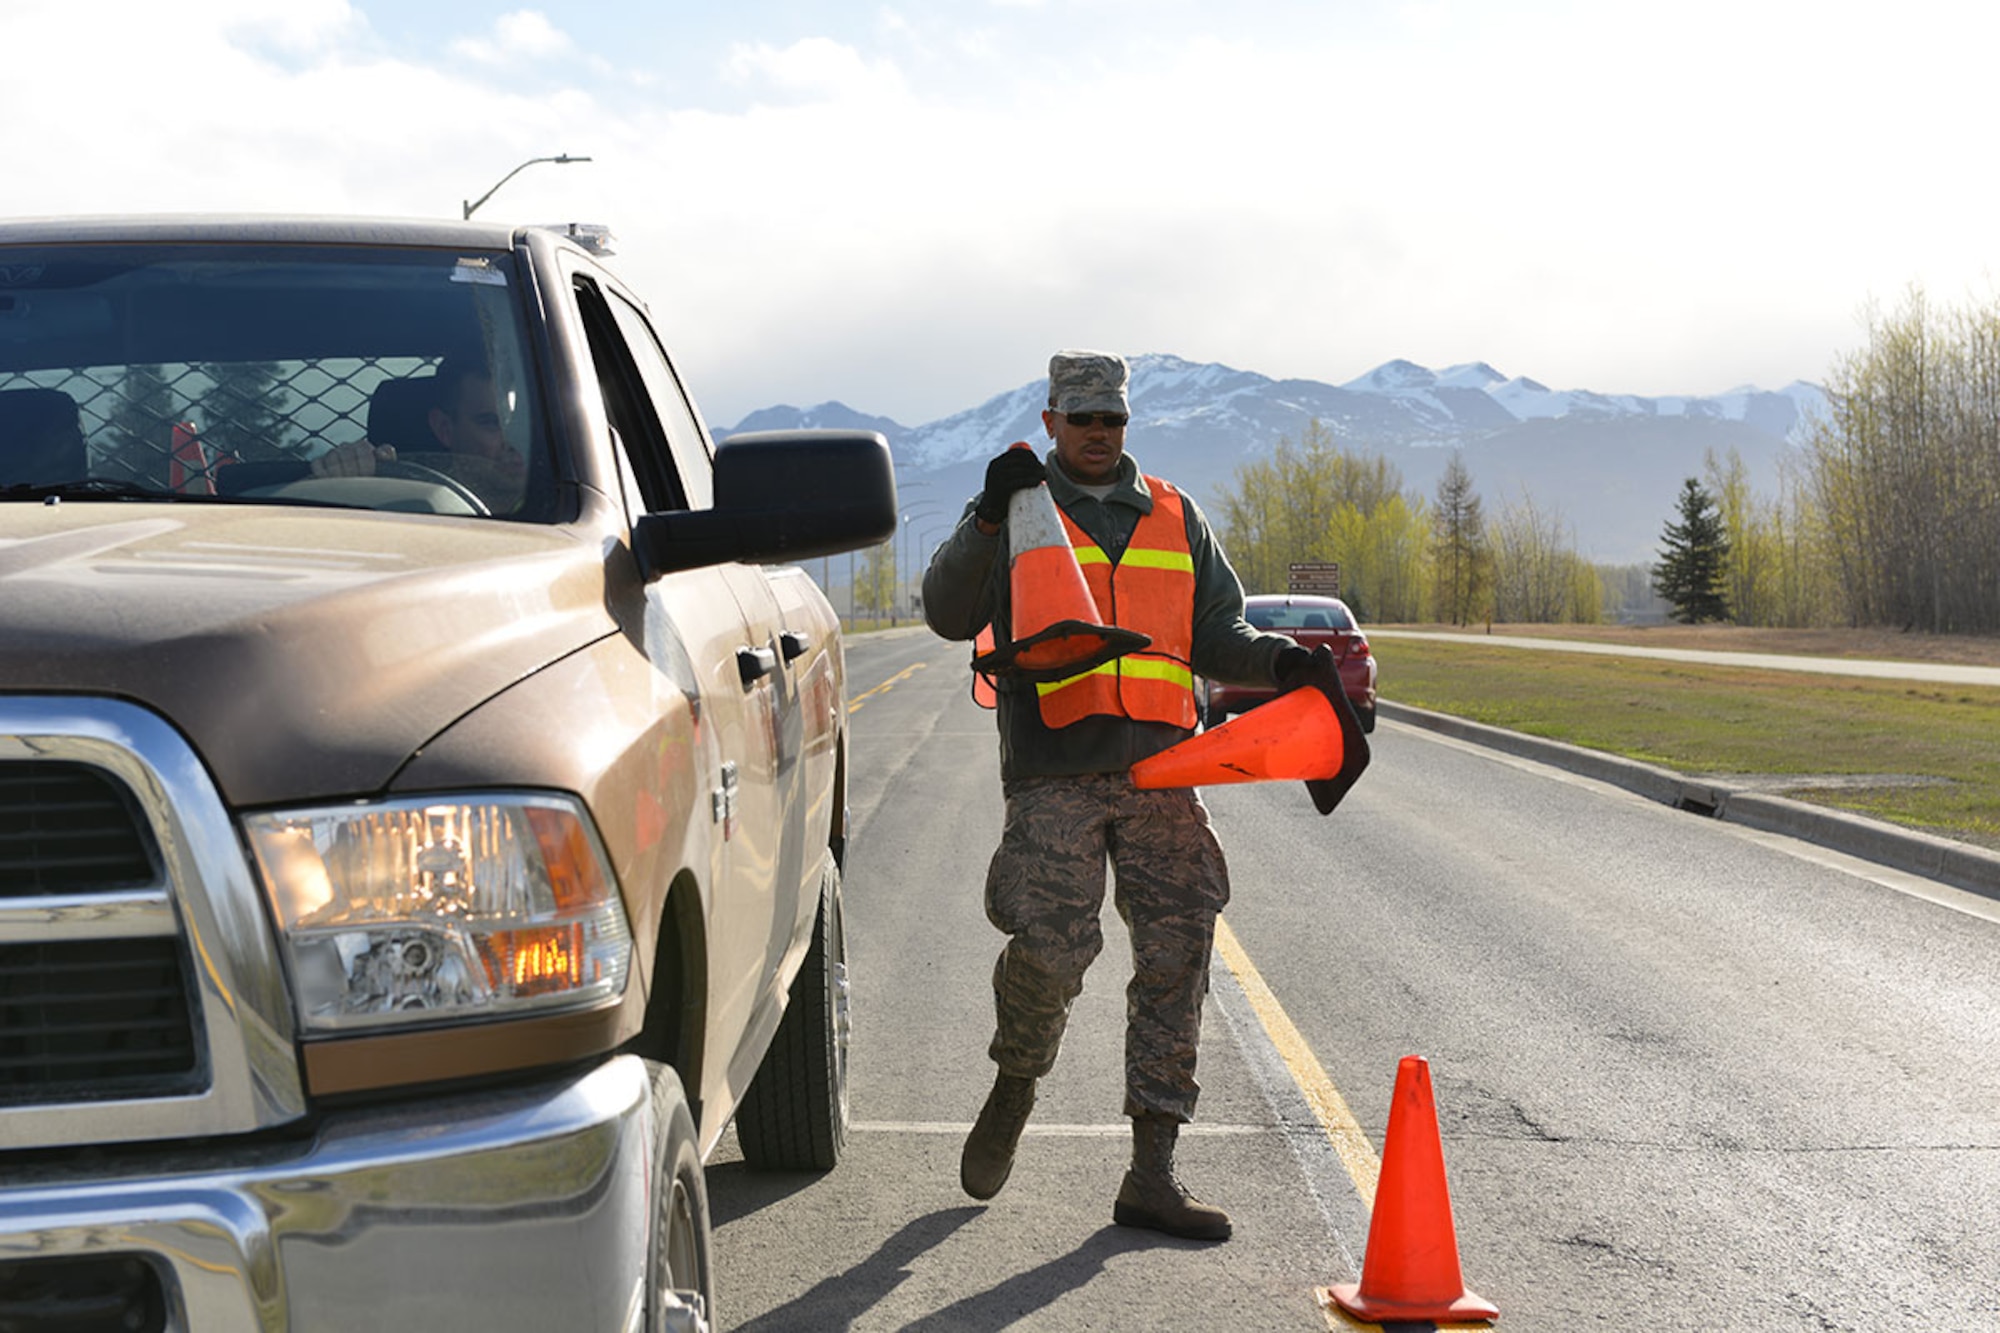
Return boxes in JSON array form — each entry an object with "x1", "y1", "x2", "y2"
[
  {"x1": 1319, "y1": 1056, "x2": 1499, "y2": 1325},
  {"x1": 1128, "y1": 672, "x2": 1369, "y2": 813},
  {"x1": 970, "y1": 442, "x2": 1149, "y2": 682}
]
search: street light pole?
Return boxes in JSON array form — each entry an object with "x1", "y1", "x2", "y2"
[
  {"x1": 897, "y1": 503, "x2": 944, "y2": 619},
  {"x1": 463, "y1": 153, "x2": 593, "y2": 220},
  {"x1": 911, "y1": 522, "x2": 948, "y2": 620}
]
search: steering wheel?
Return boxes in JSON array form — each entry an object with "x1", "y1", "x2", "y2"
[{"x1": 373, "y1": 458, "x2": 491, "y2": 516}]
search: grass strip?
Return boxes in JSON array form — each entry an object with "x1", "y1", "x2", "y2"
[{"x1": 1379, "y1": 637, "x2": 2000, "y2": 850}]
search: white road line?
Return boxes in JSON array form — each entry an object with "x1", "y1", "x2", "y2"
[{"x1": 848, "y1": 1122, "x2": 1268, "y2": 1137}]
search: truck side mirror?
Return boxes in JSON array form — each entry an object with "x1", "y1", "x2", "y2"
[{"x1": 633, "y1": 430, "x2": 899, "y2": 580}]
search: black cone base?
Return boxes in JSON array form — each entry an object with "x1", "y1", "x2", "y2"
[
  {"x1": 970, "y1": 621, "x2": 1151, "y2": 684},
  {"x1": 1303, "y1": 677, "x2": 1372, "y2": 815}
]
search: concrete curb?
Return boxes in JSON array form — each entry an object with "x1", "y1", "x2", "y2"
[{"x1": 1379, "y1": 700, "x2": 2000, "y2": 903}]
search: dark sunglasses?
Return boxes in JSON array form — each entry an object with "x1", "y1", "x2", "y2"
[{"x1": 1063, "y1": 411, "x2": 1129, "y2": 428}]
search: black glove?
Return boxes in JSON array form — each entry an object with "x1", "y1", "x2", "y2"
[
  {"x1": 1272, "y1": 643, "x2": 1331, "y2": 689},
  {"x1": 1271, "y1": 641, "x2": 1371, "y2": 816},
  {"x1": 974, "y1": 446, "x2": 1046, "y2": 525}
]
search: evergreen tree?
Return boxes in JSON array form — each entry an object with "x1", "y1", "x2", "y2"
[
  {"x1": 1653, "y1": 477, "x2": 1732, "y2": 623},
  {"x1": 99, "y1": 365, "x2": 177, "y2": 485},
  {"x1": 1428, "y1": 452, "x2": 1488, "y2": 624},
  {"x1": 197, "y1": 360, "x2": 296, "y2": 464}
]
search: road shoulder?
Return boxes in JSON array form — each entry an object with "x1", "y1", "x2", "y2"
[{"x1": 1380, "y1": 699, "x2": 2000, "y2": 905}]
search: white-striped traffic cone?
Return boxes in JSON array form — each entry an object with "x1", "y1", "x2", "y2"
[{"x1": 970, "y1": 443, "x2": 1149, "y2": 682}]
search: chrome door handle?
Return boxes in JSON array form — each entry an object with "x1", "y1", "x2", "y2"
[{"x1": 737, "y1": 645, "x2": 778, "y2": 684}]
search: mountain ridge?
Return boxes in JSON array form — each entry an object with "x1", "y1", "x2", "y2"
[{"x1": 715, "y1": 356, "x2": 1827, "y2": 565}]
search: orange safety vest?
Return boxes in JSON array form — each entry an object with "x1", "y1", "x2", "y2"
[{"x1": 1032, "y1": 477, "x2": 1197, "y2": 729}]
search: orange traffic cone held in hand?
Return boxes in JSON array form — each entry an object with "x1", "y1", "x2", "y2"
[
  {"x1": 1321, "y1": 1056, "x2": 1499, "y2": 1325},
  {"x1": 1128, "y1": 665, "x2": 1370, "y2": 814},
  {"x1": 969, "y1": 443, "x2": 1150, "y2": 682}
]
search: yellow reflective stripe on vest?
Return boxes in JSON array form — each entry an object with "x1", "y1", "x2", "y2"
[
  {"x1": 1040, "y1": 474, "x2": 1199, "y2": 729},
  {"x1": 1115, "y1": 547, "x2": 1195, "y2": 574},
  {"x1": 1120, "y1": 657, "x2": 1194, "y2": 687},
  {"x1": 1066, "y1": 540, "x2": 1188, "y2": 574},
  {"x1": 1034, "y1": 655, "x2": 1195, "y2": 697},
  {"x1": 1034, "y1": 662, "x2": 1114, "y2": 696}
]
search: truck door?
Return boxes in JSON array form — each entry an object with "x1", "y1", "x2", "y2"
[
  {"x1": 592, "y1": 301, "x2": 817, "y2": 959},
  {"x1": 569, "y1": 274, "x2": 787, "y2": 1099}
]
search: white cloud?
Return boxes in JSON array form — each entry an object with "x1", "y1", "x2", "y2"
[
  {"x1": 9, "y1": 0, "x2": 2000, "y2": 424},
  {"x1": 722, "y1": 37, "x2": 905, "y2": 102},
  {"x1": 451, "y1": 10, "x2": 577, "y2": 65},
  {"x1": 0, "y1": 1, "x2": 615, "y2": 225},
  {"x1": 220, "y1": 0, "x2": 365, "y2": 53}
]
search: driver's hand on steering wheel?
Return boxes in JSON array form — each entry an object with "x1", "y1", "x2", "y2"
[{"x1": 310, "y1": 440, "x2": 396, "y2": 478}]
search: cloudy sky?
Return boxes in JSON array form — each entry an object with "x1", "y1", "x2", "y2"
[{"x1": 8, "y1": 0, "x2": 1995, "y2": 428}]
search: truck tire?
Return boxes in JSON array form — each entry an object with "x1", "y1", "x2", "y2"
[
  {"x1": 735, "y1": 857, "x2": 851, "y2": 1171},
  {"x1": 646, "y1": 1062, "x2": 715, "y2": 1333}
]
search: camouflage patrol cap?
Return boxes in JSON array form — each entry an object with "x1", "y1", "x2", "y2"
[{"x1": 1047, "y1": 349, "x2": 1130, "y2": 415}]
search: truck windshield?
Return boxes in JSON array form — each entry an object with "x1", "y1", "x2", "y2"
[{"x1": 0, "y1": 244, "x2": 552, "y2": 521}]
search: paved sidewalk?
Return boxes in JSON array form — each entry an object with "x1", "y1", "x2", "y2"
[{"x1": 1369, "y1": 629, "x2": 2000, "y2": 688}]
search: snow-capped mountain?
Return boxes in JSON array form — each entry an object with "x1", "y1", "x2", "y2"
[
  {"x1": 717, "y1": 356, "x2": 1828, "y2": 564},
  {"x1": 721, "y1": 400, "x2": 907, "y2": 441}
]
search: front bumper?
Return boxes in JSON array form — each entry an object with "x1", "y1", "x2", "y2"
[{"x1": 0, "y1": 1057, "x2": 652, "y2": 1333}]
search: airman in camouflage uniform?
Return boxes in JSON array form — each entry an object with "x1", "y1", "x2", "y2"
[{"x1": 923, "y1": 350, "x2": 1303, "y2": 1242}]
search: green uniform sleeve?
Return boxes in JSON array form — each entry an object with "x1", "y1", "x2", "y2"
[
  {"x1": 1183, "y1": 491, "x2": 1292, "y2": 686},
  {"x1": 922, "y1": 500, "x2": 1004, "y2": 642}
]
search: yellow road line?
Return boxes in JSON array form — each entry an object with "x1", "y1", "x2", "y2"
[
  {"x1": 847, "y1": 661, "x2": 927, "y2": 713},
  {"x1": 1213, "y1": 915, "x2": 1381, "y2": 1207},
  {"x1": 1216, "y1": 917, "x2": 1495, "y2": 1332}
]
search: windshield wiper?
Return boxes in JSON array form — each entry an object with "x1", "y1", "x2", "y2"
[{"x1": 0, "y1": 477, "x2": 209, "y2": 503}]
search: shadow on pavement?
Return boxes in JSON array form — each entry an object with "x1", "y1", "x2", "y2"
[
  {"x1": 705, "y1": 1158, "x2": 827, "y2": 1226},
  {"x1": 723, "y1": 1206, "x2": 982, "y2": 1332},
  {"x1": 891, "y1": 1224, "x2": 1193, "y2": 1333},
  {"x1": 724, "y1": 1212, "x2": 1206, "y2": 1332}
]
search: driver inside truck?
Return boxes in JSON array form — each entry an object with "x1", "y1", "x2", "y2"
[{"x1": 311, "y1": 357, "x2": 527, "y2": 512}]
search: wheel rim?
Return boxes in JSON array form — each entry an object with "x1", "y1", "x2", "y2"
[
  {"x1": 656, "y1": 1170, "x2": 709, "y2": 1333},
  {"x1": 666, "y1": 1175, "x2": 697, "y2": 1289},
  {"x1": 829, "y1": 888, "x2": 851, "y2": 1130}
]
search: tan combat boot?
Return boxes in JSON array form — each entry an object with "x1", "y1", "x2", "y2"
[
  {"x1": 960, "y1": 1073, "x2": 1037, "y2": 1200},
  {"x1": 1112, "y1": 1114, "x2": 1232, "y2": 1241}
]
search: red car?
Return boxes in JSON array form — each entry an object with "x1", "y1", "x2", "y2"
[{"x1": 1200, "y1": 594, "x2": 1377, "y2": 732}]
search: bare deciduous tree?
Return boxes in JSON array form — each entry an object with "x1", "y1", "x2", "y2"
[
  {"x1": 1215, "y1": 420, "x2": 1425, "y2": 618},
  {"x1": 1490, "y1": 490, "x2": 1593, "y2": 623},
  {"x1": 1804, "y1": 287, "x2": 2000, "y2": 632}
]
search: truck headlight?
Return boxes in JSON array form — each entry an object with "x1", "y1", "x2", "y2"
[{"x1": 244, "y1": 794, "x2": 632, "y2": 1032}]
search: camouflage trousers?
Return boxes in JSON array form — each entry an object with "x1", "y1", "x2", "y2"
[{"x1": 983, "y1": 772, "x2": 1231, "y2": 1122}]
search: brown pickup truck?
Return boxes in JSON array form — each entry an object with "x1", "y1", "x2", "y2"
[{"x1": 0, "y1": 216, "x2": 896, "y2": 1333}]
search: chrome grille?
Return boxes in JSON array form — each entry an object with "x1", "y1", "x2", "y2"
[
  {"x1": 1, "y1": 698, "x2": 305, "y2": 1147},
  {"x1": 0, "y1": 1253, "x2": 169, "y2": 1333},
  {"x1": 0, "y1": 938, "x2": 201, "y2": 1107},
  {"x1": 0, "y1": 761, "x2": 156, "y2": 897}
]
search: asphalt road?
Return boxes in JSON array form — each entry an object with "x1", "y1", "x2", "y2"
[{"x1": 706, "y1": 627, "x2": 2000, "y2": 1331}]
